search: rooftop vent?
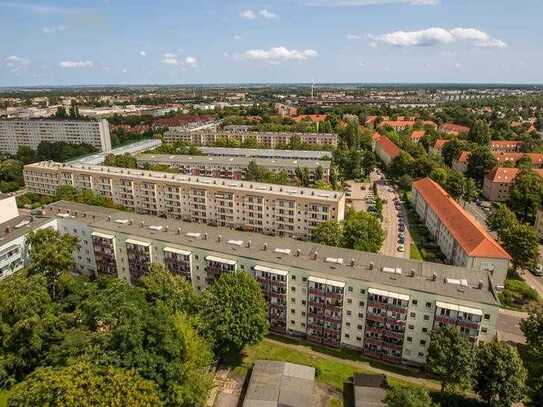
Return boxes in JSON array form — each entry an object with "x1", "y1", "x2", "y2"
[
  {"x1": 149, "y1": 225, "x2": 163, "y2": 231},
  {"x1": 115, "y1": 219, "x2": 128, "y2": 224},
  {"x1": 382, "y1": 267, "x2": 402, "y2": 275},
  {"x1": 227, "y1": 239, "x2": 243, "y2": 246},
  {"x1": 274, "y1": 247, "x2": 290, "y2": 255},
  {"x1": 186, "y1": 232, "x2": 201, "y2": 238},
  {"x1": 326, "y1": 257, "x2": 344, "y2": 265}
]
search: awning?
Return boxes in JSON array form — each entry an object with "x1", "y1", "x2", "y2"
[
  {"x1": 163, "y1": 247, "x2": 191, "y2": 256},
  {"x1": 436, "y1": 301, "x2": 482, "y2": 316},
  {"x1": 253, "y1": 265, "x2": 288, "y2": 276},
  {"x1": 125, "y1": 239, "x2": 151, "y2": 247},
  {"x1": 368, "y1": 287, "x2": 409, "y2": 301},
  {"x1": 205, "y1": 255, "x2": 236, "y2": 266},
  {"x1": 91, "y1": 232, "x2": 114, "y2": 240},
  {"x1": 308, "y1": 276, "x2": 346, "y2": 288}
]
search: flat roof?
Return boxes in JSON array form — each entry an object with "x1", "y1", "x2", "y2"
[
  {"x1": 198, "y1": 147, "x2": 332, "y2": 160},
  {"x1": 136, "y1": 154, "x2": 331, "y2": 169},
  {"x1": 44, "y1": 201, "x2": 500, "y2": 306},
  {"x1": 26, "y1": 161, "x2": 343, "y2": 202},
  {"x1": 0, "y1": 214, "x2": 55, "y2": 247},
  {"x1": 243, "y1": 361, "x2": 315, "y2": 407}
]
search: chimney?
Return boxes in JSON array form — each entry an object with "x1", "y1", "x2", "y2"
[
  {"x1": 313, "y1": 251, "x2": 318, "y2": 260},
  {"x1": 350, "y1": 258, "x2": 355, "y2": 267},
  {"x1": 410, "y1": 269, "x2": 415, "y2": 277},
  {"x1": 432, "y1": 273, "x2": 437, "y2": 281},
  {"x1": 129, "y1": 219, "x2": 134, "y2": 225},
  {"x1": 296, "y1": 248, "x2": 301, "y2": 257},
  {"x1": 369, "y1": 261, "x2": 374, "y2": 270},
  {"x1": 217, "y1": 234, "x2": 222, "y2": 242},
  {"x1": 247, "y1": 240, "x2": 252, "y2": 248},
  {"x1": 140, "y1": 221, "x2": 144, "y2": 228},
  {"x1": 177, "y1": 228, "x2": 181, "y2": 235},
  {"x1": 164, "y1": 226, "x2": 168, "y2": 232},
  {"x1": 107, "y1": 216, "x2": 111, "y2": 222},
  {"x1": 263, "y1": 243, "x2": 268, "y2": 250},
  {"x1": 478, "y1": 280, "x2": 484, "y2": 289}
]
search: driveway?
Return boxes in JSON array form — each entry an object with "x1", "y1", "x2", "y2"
[{"x1": 497, "y1": 308, "x2": 527, "y2": 344}]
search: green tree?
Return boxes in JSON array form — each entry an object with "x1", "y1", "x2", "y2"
[
  {"x1": 474, "y1": 340, "x2": 526, "y2": 407},
  {"x1": 389, "y1": 152, "x2": 414, "y2": 179},
  {"x1": 0, "y1": 273, "x2": 55, "y2": 387},
  {"x1": 464, "y1": 177, "x2": 479, "y2": 202},
  {"x1": 315, "y1": 165, "x2": 324, "y2": 181},
  {"x1": 535, "y1": 114, "x2": 543, "y2": 132},
  {"x1": 517, "y1": 155, "x2": 533, "y2": 170},
  {"x1": 426, "y1": 325, "x2": 475, "y2": 394},
  {"x1": 15, "y1": 146, "x2": 37, "y2": 164},
  {"x1": 445, "y1": 170, "x2": 466, "y2": 199},
  {"x1": 466, "y1": 146, "x2": 497, "y2": 186},
  {"x1": 487, "y1": 204, "x2": 517, "y2": 234},
  {"x1": 442, "y1": 139, "x2": 463, "y2": 167},
  {"x1": 500, "y1": 222, "x2": 539, "y2": 270},
  {"x1": 311, "y1": 221, "x2": 343, "y2": 247},
  {"x1": 385, "y1": 385, "x2": 433, "y2": 407},
  {"x1": 342, "y1": 211, "x2": 385, "y2": 253},
  {"x1": 521, "y1": 304, "x2": 543, "y2": 406},
  {"x1": 8, "y1": 361, "x2": 162, "y2": 406},
  {"x1": 201, "y1": 272, "x2": 268, "y2": 356},
  {"x1": 468, "y1": 119, "x2": 491, "y2": 145},
  {"x1": 509, "y1": 170, "x2": 543, "y2": 223},
  {"x1": 430, "y1": 167, "x2": 448, "y2": 186},
  {"x1": 398, "y1": 174, "x2": 413, "y2": 191},
  {"x1": 137, "y1": 263, "x2": 200, "y2": 314},
  {"x1": 26, "y1": 228, "x2": 79, "y2": 299}
]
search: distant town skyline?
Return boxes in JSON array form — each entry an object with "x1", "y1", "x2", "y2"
[{"x1": 1, "y1": 0, "x2": 542, "y2": 86}]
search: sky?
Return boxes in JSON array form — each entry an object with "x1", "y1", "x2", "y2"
[{"x1": 0, "y1": 0, "x2": 542, "y2": 86}]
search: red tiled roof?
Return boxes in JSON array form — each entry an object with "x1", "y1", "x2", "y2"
[
  {"x1": 421, "y1": 120, "x2": 438, "y2": 128},
  {"x1": 410, "y1": 130, "x2": 426, "y2": 141},
  {"x1": 413, "y1": 178, "x2": 511, "y2": 260},
  {"x1": 457, "y1": 151, "x2": 471, "y2": 163},
  {"x1": 432, "y1": 139, "x2": 450, "y2": 151},
  {"x1": 494, "y1": 152, "x2": 543, "y2": 165},
  {"x1": 154, "y1": 115, "x2": 214, "y2": 127},
  {"x1": 376, "y1": 135, "x2": 401, "y2": 160},
  {"x1": 292, "y1": 114, "x2": 328, "y2": 123},
  {"x1": 485, "y1": 167, "x2": 521, "y2": 184},
  {"x1": 380, "y1": 119, "x2": 416, "y2": 128},
  {"x1": 440, "y1": 123, "x2": 470, "y2": 134}
]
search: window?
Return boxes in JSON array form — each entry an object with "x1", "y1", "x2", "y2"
[
  {"x1": 347, "y1": 311, "x2": 352, "y2": 316},
  {"x1": 408, "y1": 324, "x2": 414, "y2": 330},
  {"x1": 422, "y1": 328, "x2": 428, "y2": 333},
  {"x1": 346, "y1": 322, "x2": 351, "y2": 327},
  {"x1": 291, "y1": 298, "x2": 296, "y2": 303},
  {"x1": 302, "y1": 300, "x2": 306, "y2": 305},
  {"x1": 420, "y1": 340, "x2": 426, "y2": 345},
  {"x1": 358, "y1": 313, "x2": 364, "y2": 319},
  {"x1": 290, "y1": 309, "x2": 295, "y2": 314},
  {"x1": 302, "y1": 277, "x2": 307, "y2": 282},
  {"x1": 301, "y1": 312, "x2": 306, "y2": 317},
  {"x1": 484, "y1": 313, "x2": 490, "y2": 320},
  {"x1": 359, "y1": 301, "x2": 365, "y2": 307},
  {"x1": 356, "y1": 336, "x2": 362, "y2": 341},
  {"x1": 348, "y1": 286, "x2": 353, "y2": 292},
  {"x1": 344, "y1": 333, "x2": 350, "y2": 339},
  {"x1": 291, "y1": 275, "x2": 296, "y2": 280},
  {"x1": 291, "y1": 287, "x2": 296, "y2": 292},
  {"x1": 360, "y1": 288, "x2": 366, "y2": 294},
  {"x1": 410, "y1": 312, "x2": 416, "y2": 318},
  {"x1": 407, "y1": 336, "x2": 412, "y2": 342},
  {"x1": 423, "y1": 315, "x2": 430, "y2": 321},
  {"x1": 357, "y1": 324, "x2": 363, "y2": 330},
  {"x1": 412, "y1": 299, "x2": 418, "y2": 305},
  {"x1": 426, "y1": 302, "x2": 432, "y2": 308},
  {"x1": 418, "y1": 352, "x2": 424, "y2": 358},
  {"x1": 481, "y1": 327, "x2": 488, "y2": 334},
  {"x1": 290, "y1": 320, "x2": 295, "y2": 325},
  {"x1": 347, "y1": 299, "x2": 352, "y2": 304}
]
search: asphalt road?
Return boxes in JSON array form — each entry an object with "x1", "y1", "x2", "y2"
[
  {"x1": 377, "y1": 181, "x2": 411, "y2": 259},
  {"x1": 496, "y1": 308, "x2": 527, "y2": 344}
]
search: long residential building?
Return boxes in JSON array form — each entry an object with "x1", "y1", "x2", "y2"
[
  {"x1": 453, "y1": 151, "x2": 543, "y2": 173},
  {"x1": 0, "y1": 119, "x2": 112, "y2": 155},
  {"x1": 136, "y1": 154, "x2": 331, "y2": 181},
  {"x1": 412, "y1": 178, "x2": 510, "y2": 284},
  {"x1": 23, "y1": 161, "x2": 345, "y2": 239},
  {"x1": 483, "y1": 167, "x2": 543, "y2": 201},
  {"x1": 198, "y1": 147, "x2": 332, "y2": 160},
  {"x1": 163, "y1": 130, "x2": 337, "y2": 148},
  {"x1": 44, "y1": 200, "x2": 500, "y2": 366},
  {"x1": 373, "y1": 134, "x2": 401, "y2": 166}
]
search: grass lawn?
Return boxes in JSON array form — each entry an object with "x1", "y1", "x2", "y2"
[
  {"x1": 410, "y1": 243, "x2": 423, "y2": 260},
  {"x1": 0, "y1": 390, "x2": 9, "y2": 407},
  {"x1": 499, "y1": 272, "x2": 542, "y2": 311}
]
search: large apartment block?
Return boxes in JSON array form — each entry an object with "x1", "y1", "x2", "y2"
[
  {"x1": 136, "y1": 154, "x2": 331, "y2": 182},
  {"x1": 0, "y1": 119, "x2": 112, "y2": 155},
  {"x1": 46, "y1": 201, "x2": 500, "y2": 366},
  {"x1": 163, "y1": 130, "x2": 338, "y2": 148},
  {"x1": 198, "y1": 147, "x2": 332, "y2": 160},
  {"x1": 483, "y1": 167, "x2": 543, "y2": 201},
  {"x1": 23, "y1": 161, "x2": 345, "y2": 239},
  {"x1": 412, "y1": 178, "x2": 510, "y2": 284}
]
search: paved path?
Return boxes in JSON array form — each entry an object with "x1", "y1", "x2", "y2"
[
  {"x1": 263, "y1": 338, "x2": 441, "y2": 391},
  {"x1": 523, "y1": 270, "x2": 543, "y2": 298},
  {"x1": 377, "y1": 181, "x2": 410, "y2": 259},
  {"x1": 497, "y1": 308, "x2": 527, "y2": 344}
]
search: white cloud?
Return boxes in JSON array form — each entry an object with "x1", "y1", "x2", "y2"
[
  {"x1": 259, "y1": 9, "x2": 278, "y2": 19},
  {"x1": 234, "y1": 34, "x2": 242, "y2": 40},
  {"x1": 59, "y1": 60, "x2": 94, "y2": 68},
  {"x1": 244, "y1": 46, "x2": 318, "y2": 62},
  {"x1": 162, "y1": 53, "x2": 198, "y2": 68},
  {"x1": 0, "y1": 1, "x2": 70, "y2": 14},
  {"x1": 184, "y1": 56, "x2": 198, "y2": 67},
  {"x1": 3, "y1": 55, "x2": 30, "y2": 72},
  {"x1": 42, "y1": 25, "x2": 69, "y2": 34},
  {"x1": 305, "y1": 0, "x2": 438, "y2": 6},
  {"x1": 240, "y1": 9, "x2": 279, "y2": 20},
  {"x1": 139, "y1": 51, "x2": 147, "y2": 57},
  {"x1": 347, "y1": 34, "x2": 362, "y2": 40},
  {"x1": 370, "y1": 27, "x2": 506, "y2": 48},
  {"x1": 240, "y1": 9, "x2": 256, "y2": 19}
]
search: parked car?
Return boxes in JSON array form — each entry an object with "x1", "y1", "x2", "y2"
[
  {"x1": 399, "y1": 225, "x2": 406, "y2": 232},
  {"x1": 397, "y1": 244, "x2": 405, "y2": 252},
  {"x1": 398, "y1": 237, "x2": 405, "y2": 244},
  {"x1": 531, "y1": 264, "x2": 543, "y2": 277},
  {"x1": 398, "y1": 232, "x2": 405, "y2": 238}
]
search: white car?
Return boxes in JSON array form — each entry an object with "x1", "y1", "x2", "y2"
[
  {"x1": 531, "y1": 264, "x2": 543, "y2": 277},
  {"x1": 397, "y1": 244, "x2": 405, "y2": 252}
]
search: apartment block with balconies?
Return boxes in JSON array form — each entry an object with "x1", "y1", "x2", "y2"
[
  {"x1": 24, "y1": 161, "x2": 345, "y2": 240},
  {"x1": 45, "y1": 201, "x2": 500, "y2": 366}
]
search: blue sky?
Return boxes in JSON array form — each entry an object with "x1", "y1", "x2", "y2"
[{"x1": 0, "y1": 0, "x2": 541, "y2": 86}]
